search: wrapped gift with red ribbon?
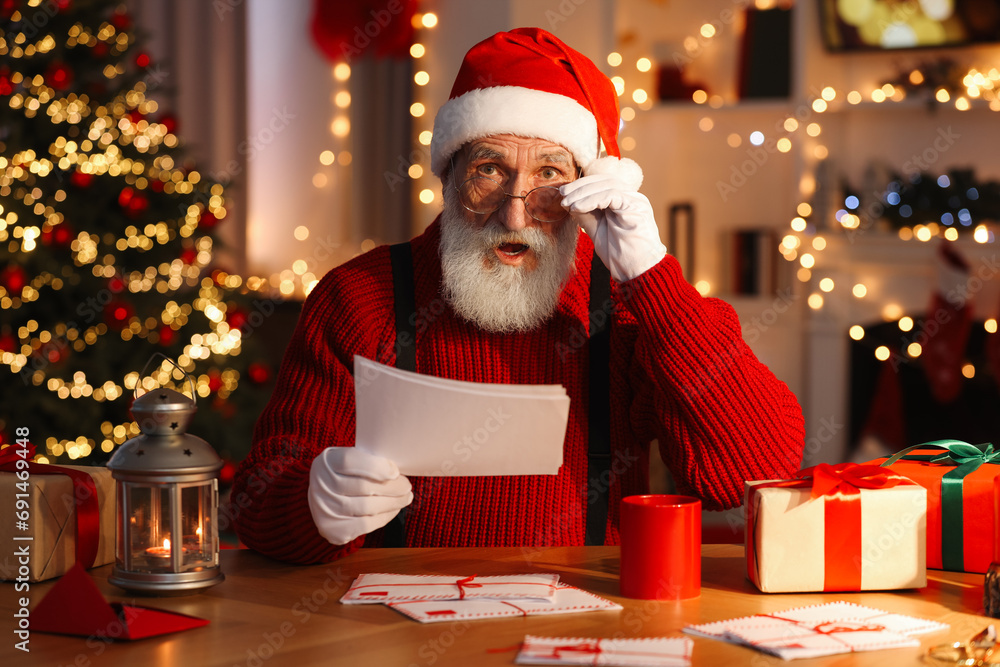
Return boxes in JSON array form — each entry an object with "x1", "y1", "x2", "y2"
[
  {"x1": 745, "y1": 462, "x2": 927, "y2": 593},
  {"x1": 0, "y1": 443, "x2": 115, "y2": 582},
  {"x1": 870, "y1": 439, "x2": 1000, "y2": 573}
]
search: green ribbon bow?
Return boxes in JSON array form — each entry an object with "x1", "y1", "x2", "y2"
[{"x1": 882, "y1": 439, "x2": 1000, "y2": 571}]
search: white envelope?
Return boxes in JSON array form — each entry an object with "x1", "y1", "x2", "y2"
[
  {"x1": 388, "y1": 584, "x2": 622, "y2": 623},
  {"x1": 684, "y1": 601, "x2": 948, "y2": 661},
  {"x1": 353, "y1": 355, "x2": 570, "y2": 476},
  {"x1": 515, "y1": 635, "x2": 693, "y2": 666},
  {"x1": 339, "y1": 573, "x2": 560, "y2": 604}
]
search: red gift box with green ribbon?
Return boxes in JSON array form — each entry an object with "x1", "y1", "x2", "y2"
[{"x1": 872, "y1": 439, "x2": 1000, "y2": 574}]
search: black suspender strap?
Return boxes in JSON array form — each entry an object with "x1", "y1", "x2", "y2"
[
  {"x1": 584, "y1": 256, "x2": 612, "y2": 546},
  {"x1": 382, "y1": 241, "x2": 416, "y2": 547}
]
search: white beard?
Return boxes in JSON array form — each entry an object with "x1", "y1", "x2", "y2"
[{"x1": 439, "y1": 186, "x2": 579, "y2": 333}]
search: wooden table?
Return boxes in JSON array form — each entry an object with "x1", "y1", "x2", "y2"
[{"x1": 3, "y1": 545, "x2": 995, "y2": 666}]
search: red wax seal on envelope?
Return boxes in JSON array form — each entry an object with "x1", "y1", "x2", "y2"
[{"x1": 30, "y1": 563, "x2": 209, "y2": 640}]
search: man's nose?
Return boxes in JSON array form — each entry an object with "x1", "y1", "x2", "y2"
[{"x1": 496, "y1": 175, "x2": 533, "y2": 232}]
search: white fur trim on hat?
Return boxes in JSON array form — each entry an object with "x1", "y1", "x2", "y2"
[
  {"x1": 430, "y1": 86, "x2": 599, "y2": 176},
  {"x1": 583, "y1": 156, "x2": 643, "y2": 191}
]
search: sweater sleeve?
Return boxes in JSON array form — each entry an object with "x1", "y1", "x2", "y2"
[
  {"x1": 618, "y1": 254, "x2": 805, "y2": 510},
  {"x1": 230, "y1": 251, "x2": 395, "y2": 563}
]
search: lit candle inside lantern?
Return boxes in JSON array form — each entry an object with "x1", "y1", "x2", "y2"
[{"x1": 146, "y1": 537, "x2": 173, "y2": 559}]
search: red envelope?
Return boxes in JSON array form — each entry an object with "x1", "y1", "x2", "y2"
[{"x1": 31, "y1": 563, "x2": 209, "y2": 640}]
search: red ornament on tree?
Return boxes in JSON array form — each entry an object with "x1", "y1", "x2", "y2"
[
  {"x1": 219, "y1": 458, "x2": 236, "y2": 487},
  {"x1": 180, "y1": 247, "x2": 198, "y2": 265},
  {"x1": 199, "y1": 210, "x2": 219, "y2": 228},
  {"x1": 104, "y1": 300, "x2": 134, "y2": 330},
  {"x1": 41, "y1": 223, "x2": 73, "y2": 247},
  {"x1": 135, "y1": 52, "x2": 151, "y2": 69},
  {"x1": 44, "y1": 61, "x2": 73, "y2": 90},
  {"x1": 1, "y1": 265, "x2": 26, "y2": 293},
  {"x1": 91, "y1": 41, "x2": 109, "y2": 58},
  {"x1": 207, "y1": 372, "x2": 223, "y2": 394},
  {"x1": 0, "y1": 67, "x2": 13, "y2": 96},
  {"x1": 248, "y1": 362, "x2": 272, "y2": 385},
  {"x1": 158, "y1": 325, "x2": 176, "y2": 347},
  {"x1": 0, "y1": 333, "x2": 15, "y2": 352},
  {"x1": 157, "y1": 114, "x2": 178, "y2": 134},
  {"x1": 70, "y1": 170, "x2": 93, "y2": 188},
  {"x1": 226, "y1": 307, "x2": 248, "y2": 332},
  {"x1": 110, "y1": 9, "x2": 130, "y2": 31}
]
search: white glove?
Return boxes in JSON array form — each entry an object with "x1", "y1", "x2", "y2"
[
  {"x1": 307, "y1": 447, "x2": 413, "y2": 546},
  {"x1": 560, "y1": 157, "x2": 666, "y2": 282}
]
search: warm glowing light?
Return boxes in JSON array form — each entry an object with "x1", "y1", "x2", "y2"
[
  {"x1": 962, "y1": 363, "x2": 976, "y2": 379},
  {"x1": 700, "y1": 23, "x2": 716, "y2": 38},
  {"x1": 847, "y1": 90, "x2": 862, "y2": 104},
  {"x1": 797, "y1": 203, "x2": 813, "y2": 217},
  {"x1": 910, "y1": 70, "x2": 925, "y2": 85},
  {"x1": 776, "y1": 138, "x2": 792, "y2": 153},
  {"x1": 783, "y1": 118, "x2": 798, "y2": 132},
  {"x1": 636, "y1": 57, "x2": 652, "y2": 72},
  {"x1": 944, "y1": 227, "x2": 959, "y2": 241},
  {"x1": 898, "y1": 316, "x2": 914, "y2": 332},
  {"x1": 698, "y1": 117, "x2": 714, "y2": 131},
  {"x1": 975, "y1": 224, "x2": 990, "y2": 243},
  {"x1": 333, "y1": 63, "x2": 351, "y2": 81},
  {"x1": 410, "y1": 102, "x2": 426, "y2": 117},
  {"x1": 819, "y1": 278, "x2": 834, "y2": 292},
  {"x1": 790, "y1": 217, "x2": 807, "y2": 232},
  {"x1": 414, "y1": 71, "x2": 430, "y2": 86},
  {"x1": 812, "y1": 236, "x2": 826, "y2": 250},
  {"x1": 812, "y1": 99, "x2": 828, "y2": 113},
  {"x1": 319, "y1": 150, "x2": 335, "y2": 165},
  {"x1": 418, "y1": 130, "x2": 433, "y2": 145},
  {"x1": 908, "y1": 343, "x2": 922, "y2": 357},
  {"x1": 421, "y1": 12, "x2": 438, "y2": 28},
  {"x1": 821, "y1": 87, "x2": 836, "y2": 101},
  {"x1": 955, "y1": 97, "x2": 970, "y2": 111},
  {"x1": 621, "y1": 107, "x2": 636, "y2": 122},
  {"x1": 814, "y1": 145, "x2": 829, "y2": 160},
  {"x1": 871, "y1": 89, "x2": 886, "y2": 103},
  {"x1": 852, "y1": 283, "x2": 867, "y2": 298},
  {"x1": 692, "y1": 89, "x2": 708, "y2": 104},
  {"x1": 330, "y1": 117, "x2": 350, "y2": 137},
  {"x1": 808, "y1": 293, "x2": 824, "y2": 309},
  {"x1": 806, "y1": 123, "x2": 821, "y2": 137},
  {"x1": 797, "y1": 268, "x2": 811, "y2": 282},
  {"x1": 294, "y1": 226, "x2": 309, "y2": 241},
  {"x1": 849, "y1": 325, "x2": 865, "y2": 340},
  {"x1": 986, "y1": 318, "x2": 998, "y2": 333},
  {"x1": 611, "y1": 76, "x2": 625, "y2": 96},
  {"x1": 781, "y1": 234, "x2": 800, "y2": 250},
  {"x1": 694, "y1": 280, "x2": 711, "y2": 296},
  {"x1": 882, "y1": 303, "x2": 903, "y2": 320},
  {"x1": 799, "y1": 253, "x2": 815, "y2": 269},
  {"x1": 727, "y1": 133, "x2": 742, "y2": 148},
  {"x1": 875, "y1": 346, "x2": 890, "y2": 361},
  {"x1": 410, "y1": 43, "x2": 425, "y2": 58},
  {"x1": 935, "y1": 88, "x2": 951, "y2": 103},
  {"x1": 632, "y1": 89, "x2": 648, "y2": 104},
  {"x1": 607, "y1": 52, "x2": 622, "y2": 67},
  {"x1": 418, "y1": 189, "x2": 435, "y2": 204}
]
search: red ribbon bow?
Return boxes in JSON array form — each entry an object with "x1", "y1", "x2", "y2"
[
  {"x1": 748, "y1": 462, "x2": 916, "y2": 591},
  {"x1": 0, "y1": 442, "x2": 102, "y2": 570},
  {"x1": 455, "y1": 575, "x2": 483, "y2": 600}
]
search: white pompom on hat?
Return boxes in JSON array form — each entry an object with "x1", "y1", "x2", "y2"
[{"x1": 430, "y1": 27, "x2": 634, "y2": 180}]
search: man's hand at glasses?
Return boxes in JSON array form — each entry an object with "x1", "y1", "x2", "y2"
[{"x1": 560, "y1": 156, "x2": 666, "y2": 282}]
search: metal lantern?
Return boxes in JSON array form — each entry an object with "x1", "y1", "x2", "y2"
[{"x1": 107, "y1": 369, "x2": 224, "y2": 594}]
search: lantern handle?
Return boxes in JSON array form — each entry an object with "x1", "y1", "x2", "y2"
[{"x1": 134, "y1": 353, "x2": 196, "y2": 405}]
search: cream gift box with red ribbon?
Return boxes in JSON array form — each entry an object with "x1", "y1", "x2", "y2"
[
  {"x1": 0, "y1": 445, "x2": 116, "y2": 582},
  {"x1": 745, "y1": 463, "x2": 927, "y2": 593}
]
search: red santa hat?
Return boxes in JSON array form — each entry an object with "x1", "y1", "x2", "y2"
[{"x1": 431, "y1": 27, "x2": 634, "y2": 184}]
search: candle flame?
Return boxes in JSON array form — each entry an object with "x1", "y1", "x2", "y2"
[
  {"x1": 163, "y1": 538, "x2": 170, "y2": 550},
  {"x1": 196, "y1": 526, "x2": 202, "y2": 537}
]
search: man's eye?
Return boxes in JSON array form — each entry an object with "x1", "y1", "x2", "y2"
[
  {"x1": 478, "y1": 164, "x2": 498, "y2": 177},
  {"x1": 540, "y1": 167, "x2": 560, "y2": 180}
]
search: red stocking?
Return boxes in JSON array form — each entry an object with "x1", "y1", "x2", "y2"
[{"x1": 921, "y1": 243, "x2": 972, "y2": 404}]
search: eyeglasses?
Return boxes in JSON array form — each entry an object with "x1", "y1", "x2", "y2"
[{"x1": 451, "y1": 163, "x2": 571, "y2": 223}]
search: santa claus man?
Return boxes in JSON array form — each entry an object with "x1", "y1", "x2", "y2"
[{"x1": 233, "y1": 28, "x2": 805, "y2": 562}]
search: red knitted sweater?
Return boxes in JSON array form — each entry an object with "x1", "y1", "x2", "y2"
[{"x1": 232, "y1": 218, "x2": 805, "y2": 563}]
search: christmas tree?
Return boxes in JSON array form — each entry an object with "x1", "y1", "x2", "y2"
[{"x1": 0, "y1": 0, "x2": 274, "y2": 470}]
